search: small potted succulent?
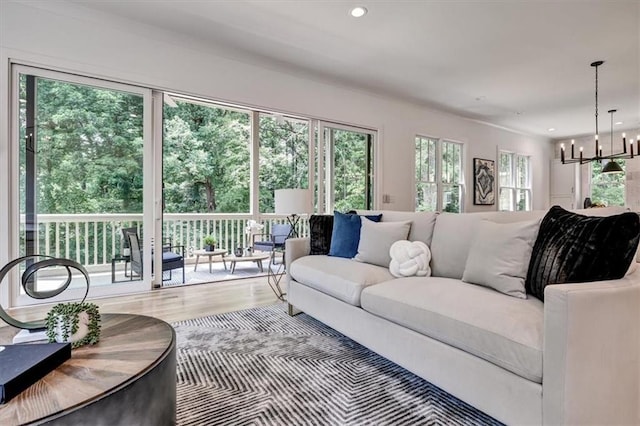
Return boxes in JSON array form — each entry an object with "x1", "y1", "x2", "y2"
[
  {"x1": 203, "y1": 235, "x2": 217, "y2": 252},
  {"x1": 45, "y1": 302, "x2": 101, "y2": 349}
]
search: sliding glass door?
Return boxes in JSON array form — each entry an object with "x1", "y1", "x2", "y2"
[
  {"x1": 11, "y1": 65, "x2": 153, "y2": 305},
  {"x1": 7, "y1": 65, "x2": 378, "y2": 304},
  {"x1": 161, "y1": 94, "x2": 252, "y2": 282}
]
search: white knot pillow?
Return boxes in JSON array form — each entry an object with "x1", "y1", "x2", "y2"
[{"x1": 389, "y1": 240, "x2": 431, "y2": 278}]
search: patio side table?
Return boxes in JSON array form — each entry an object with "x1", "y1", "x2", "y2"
[
  {"x1": 267, "y1": 248, "x2": 286, "y2": 301},
  {"x1": 193, "y1": 249, "x2": 228, "y2": 273}
]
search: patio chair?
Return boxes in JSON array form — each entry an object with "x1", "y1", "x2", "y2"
[
  {"x1": 252, "y1": 223, "x2": 292, "y2": 264},
  {"x1": 124, "y1": 229, "x2": 185, "y2": 284}
]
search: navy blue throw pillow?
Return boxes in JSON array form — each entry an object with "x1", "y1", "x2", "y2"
[
  {"x1": 328, "y1": 211, "x2": 382, "y2": 258},
  {"x1": 525, "y1": 206, "x2": 640, "y2": 301}
]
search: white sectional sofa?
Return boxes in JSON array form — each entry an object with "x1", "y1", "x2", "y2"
[{"x1": 285, "y1": 208, "x2": 640, "y2": 425}]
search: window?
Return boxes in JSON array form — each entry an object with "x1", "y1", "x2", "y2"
[
  {"x1": 415, "y1": 136, "x2": 464, "y2": 212},
  {"x1": 591, "y1": 160, "x2": 625, "y2": 207},
  {"x1": 499, "y1": 152, "x2": 532, "y2": 211},
  {"x1": 326, "y1": 126, "x2": 374, "y2": 212},
  {"x1": 259, "y1": 113, "x2": 309, "y2": 213},
  {"x1": 163, "y1": 97, "x2": 251, "y2": 213}
]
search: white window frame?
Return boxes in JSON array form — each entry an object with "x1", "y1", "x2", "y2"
[
  {"x1": 498, "y1": 151, "x2": 532, "y2": 211},
  {"x1": 415, "y1": 135, "x2": 465, "y2": 212}
]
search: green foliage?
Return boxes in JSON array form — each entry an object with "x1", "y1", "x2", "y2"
[
  {"x1": 203, "y1": 235, "x2": 217, "y2": 246},
  {"x1": 163, "y1": 101, "x2": 251, "y2": 213},
  {"x1": 20, "y1": 76, "x2": 144, "y2": 215},
  {"x1": 259, "y1": 115, "x2": 309, "y2": 212},
  {"x1": 333, "y1": 129, "x2": 371, "y2": 212},
  {"x1": 45, "y1": 302, "x2": 101, "y2": 348}
]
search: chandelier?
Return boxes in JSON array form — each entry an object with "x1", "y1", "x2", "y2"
[{"x1": 561, "y1": 60, "x2": 636, "y2": 174}]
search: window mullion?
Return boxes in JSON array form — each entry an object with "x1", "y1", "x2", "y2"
[
  {"x1": 250, "y1": 111, "x2": 260, "y2": 217},
  {"x1": 436, "y1": 139, "x2": 443, "y2": 211}
]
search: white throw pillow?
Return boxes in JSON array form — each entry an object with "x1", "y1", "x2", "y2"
[
  {"x1": 389, "y1": 240, "x2": 432, "y2": 277},
  {"x1": 462, "y1": 219, "x2": 540, "y2": 299},
  {"x1": 355, "y1": 218, "x2": 411, "y2": 267}
]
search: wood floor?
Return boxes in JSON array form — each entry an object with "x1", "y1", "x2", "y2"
[{"x1": 4, "y1": 276, "x2": 280, "y2": 326}]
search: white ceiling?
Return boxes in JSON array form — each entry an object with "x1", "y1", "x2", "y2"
[{"x1": 70, "y1": 0, "x2": 639, "y2": 139}]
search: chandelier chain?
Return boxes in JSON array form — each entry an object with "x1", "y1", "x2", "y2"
[{"x1": 594, "y1": 63, "x2": 598, "y2": 138}]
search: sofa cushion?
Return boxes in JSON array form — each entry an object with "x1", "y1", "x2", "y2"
[
  {"x1": 430, "y1": 213, "x2": 484, "y2": 279},
  {"x1": 328, "y1": 211, "x2": 382, "y2": 259},
  {"x1": 290, "y1": 255, "x2": 393, "y2": 306},
  {"x1": 462, "y1": 219, "x2": 540, "y2": 299},
  {"x1": 361, "y1": 277, "x2": 544, "y2": 383},
  {"x1": 356, "y1": 210, "x2": 438, "y2": 245},
  {"x1": 354, "y1": 218, "x2": 411, "y2": 267},
  {"x1": 525, "y1": 206, "x2": 640, "y2": 301}
]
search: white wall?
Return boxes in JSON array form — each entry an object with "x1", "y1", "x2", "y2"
[{"x1": 0, "y1": 1, "x2": 552, "y2": 233}]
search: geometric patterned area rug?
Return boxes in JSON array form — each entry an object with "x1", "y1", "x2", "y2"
[{"x1": 172, "y1": 304, "x2": 502, "y2": 426}]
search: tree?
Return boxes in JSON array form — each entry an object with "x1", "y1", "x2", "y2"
[
  {"x1": 258, "y1": 115, "x2": 309, "y2": 213},
  {"x1": 21, "y1": 76, "x2": 144, "y2": 215},
  {"x1": 163, "y1": 101, "x2": 250, "y2": 213}
]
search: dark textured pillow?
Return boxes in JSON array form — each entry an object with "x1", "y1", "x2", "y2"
[
  {"x1": 309, "y1": 215, "x2": 334, "y2": 255},
  {"x1": 525, "y1": 206, "x2": 640, "y2": 301},
  {"x1": 328, "y1": 211, "x2": 382, "y2": 258}
]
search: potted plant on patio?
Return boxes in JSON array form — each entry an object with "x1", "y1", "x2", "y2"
[{"x1": 203, "y1": 235, "x2": 217, "y2": 252}]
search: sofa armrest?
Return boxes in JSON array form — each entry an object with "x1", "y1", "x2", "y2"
[
  {"x1": 285, "y1": 237, "x2": 310, "y2": 283},
  {"x1": 543, "y1": 270, "x2": 640, "y2": 425}
]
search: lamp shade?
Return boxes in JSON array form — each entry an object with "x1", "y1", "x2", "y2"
[
  {"x1": 602, "y1": 160, "x2": 624, "y2": 174},
  {"x1": 274, "y1": 189, "x2": 311, "y2": 215}
]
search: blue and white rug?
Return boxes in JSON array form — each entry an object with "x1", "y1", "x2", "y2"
[{"x1": 173, "y1": 304, "x2": 501, "y2": 426}]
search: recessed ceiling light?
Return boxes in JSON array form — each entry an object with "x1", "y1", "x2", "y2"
[
  {"x1": 615, "y1": 121, "x2": 623, "y2": 125},
  {"x1": 350, "y1": 6, "x2": 368, "y2": 18},
  {"x1": 548, "y1": 128, "x2": 556, "y2": 132}
]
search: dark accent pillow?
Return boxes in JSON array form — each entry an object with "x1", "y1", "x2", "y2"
[
  {"x1": 309, "y1": 215, "x2": 334, "y2": 255},
  {"x1": 328, "y1": 211, "x2": 382, "y2": 259},
  {"x1": 525, "y1": 206, "x2": 640, "y2": 301}
]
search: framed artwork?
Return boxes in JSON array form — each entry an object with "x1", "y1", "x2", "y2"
[{"x1": 473, "y1": 158, "x2": 495, "y2": 205}]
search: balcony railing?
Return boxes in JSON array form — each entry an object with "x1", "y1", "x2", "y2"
[{"x1": 20, "y1": 213, "x2": 309, "y2": 269}]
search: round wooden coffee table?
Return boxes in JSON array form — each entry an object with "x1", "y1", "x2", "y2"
[
  {"x1": 193, "y1": 248, "x2": 227, "y2": 273},
  {"x1": 226, "y1": 252, "x2": 270, "y2": 274},
  {"x1": 0, "y1": 314, "x2": 176, "y2": 426}
]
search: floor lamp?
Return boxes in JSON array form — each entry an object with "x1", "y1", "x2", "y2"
[{"x1": 274, "y1": 189, "x2": 311, "y2": 239}]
